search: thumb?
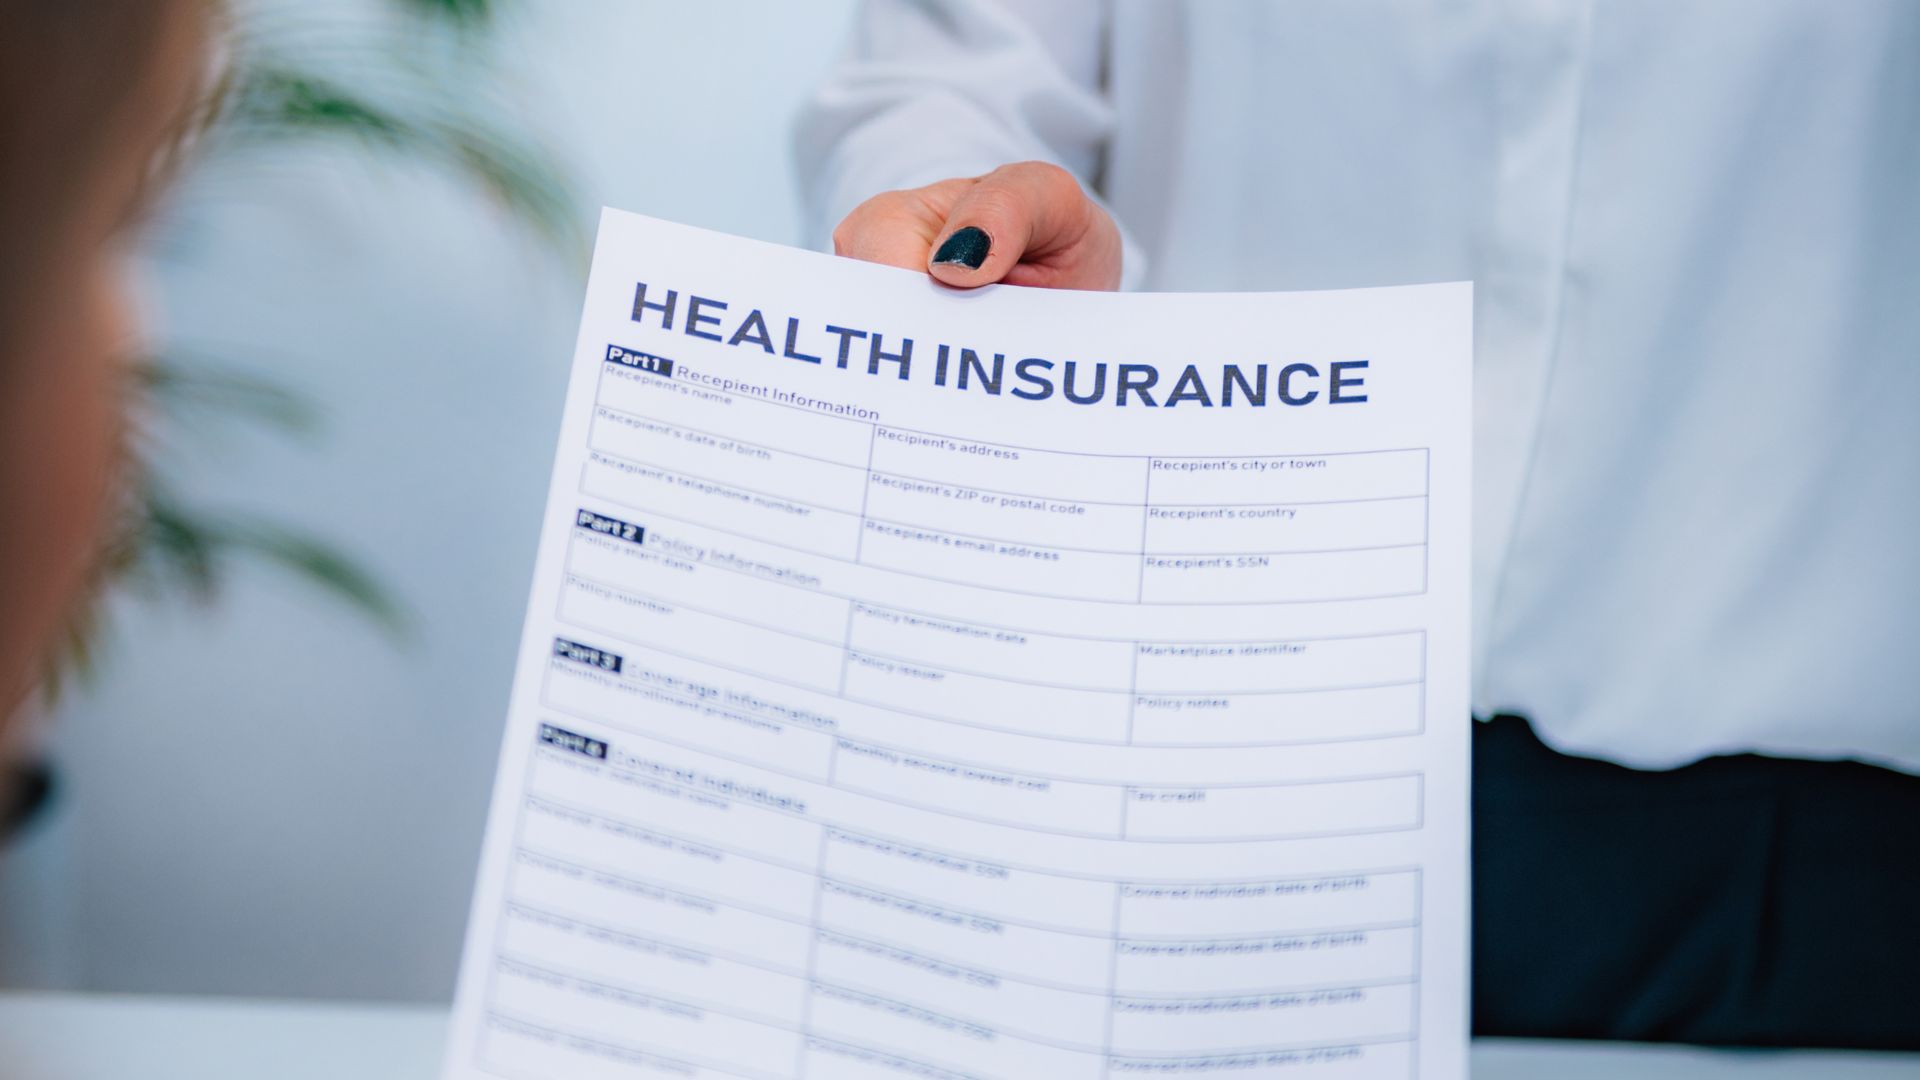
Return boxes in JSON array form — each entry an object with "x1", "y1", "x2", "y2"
[{"x1": 926, "y1": 162, "x2": 1103, "y2": 290}]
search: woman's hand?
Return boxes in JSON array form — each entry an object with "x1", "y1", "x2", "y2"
[{"x1": 831, "y1": 161, "x2": 1122, "y2": 291}]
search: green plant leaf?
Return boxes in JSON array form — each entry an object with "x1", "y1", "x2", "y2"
[
  {"x1": 39, "y1": 588, "x2": 106, "y2": 705},
  {"x1": 44, "y1": 0, "x2": 572, "y2": 701},
  {"x1": 137, "y1": 356, "x2": 320, "y2": 436},
  {"x1": 396, "y1": 0, "x2": 500, "y2": 28},
  {"x1": 431, "y1": 113, "x2": 584, "y2": 257},
  {"x1": 217, "y1": 520, "x2": 409, "y2": 636},
  {"x1": 41, "y1": 404, "x2": 409, "y2": 702},
  {"x1": 134, "y1": 488, "x2": 223, "y2": 600},
  {"x1": 124, "y1": 486, "x2": 408, "y2": 635},
  {"x1": 228, "y1": 66, "x2": 412, "y2": 147},
  {"x1": 224, "y1": 64, "x2": 583, "y2": 255}
]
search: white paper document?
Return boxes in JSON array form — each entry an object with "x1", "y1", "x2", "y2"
[{"x1": 444, "y1": 210, "x2": 1472, "y2": 1080}]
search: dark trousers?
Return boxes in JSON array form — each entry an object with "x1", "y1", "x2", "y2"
[{"x1": 1472, "y1": 715, "x2": 1920, "y2": 1048}]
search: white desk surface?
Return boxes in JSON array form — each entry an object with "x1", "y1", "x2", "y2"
[{"x1": 0, "y1": 992, "x2": 1914, "y2": 1079}]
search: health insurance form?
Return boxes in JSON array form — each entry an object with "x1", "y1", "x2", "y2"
[{"x1": 444, "y1": 210, "x2": 1472, "y2": 1080}]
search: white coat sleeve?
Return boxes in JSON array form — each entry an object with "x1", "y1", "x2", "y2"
[{"x1": 793, "y1": 0, "x2": 1147, "y2": 288}]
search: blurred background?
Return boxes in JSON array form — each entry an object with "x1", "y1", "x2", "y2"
[{"x1": 0, "y1": 0, "x2": 857, "y2": 1001}]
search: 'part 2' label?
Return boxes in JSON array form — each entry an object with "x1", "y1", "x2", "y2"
[{"x1": 575, "y1": 508, "x2": 644, "y2": 546}]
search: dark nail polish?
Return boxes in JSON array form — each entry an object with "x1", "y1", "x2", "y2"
[{"x1": 932, "y1": 226, "x2": 991, "y2": 270}]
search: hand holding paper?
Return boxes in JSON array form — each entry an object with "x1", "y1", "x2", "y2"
[
  {"x1": 833, "y1": 162, "x2": 1124, "y2": 291},
  {"x1": 443, "y1": 210, "x2": 1472, "y2": 1080}
]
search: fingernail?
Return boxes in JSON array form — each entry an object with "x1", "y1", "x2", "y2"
[{"x1": 932, "y1": 226, "x2": 990, "y2": 270}]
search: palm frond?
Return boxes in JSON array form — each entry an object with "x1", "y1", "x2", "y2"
[
  {"x1": 227, "y1": 65, "x2": 413, "y2": 146},
  {"x1": 39, "y1": 588, "x2": 108, "y2": 705},
  {"x1": 433, "y1": 114, "x2": 582, "y2": 257},
  {"x1": 223, "y1": 64, "x2": 583, "y2": 255},
  {"x1": 138, "y1": 356, "x2": 320, "y2": 436},
  {"x1": 216, "y1": 520, "x2": 409, "y2": 636},
  {"x1": 396, "y1": 0, "x2": 500, "y2": 29},
  {"x1": 124, "y1": 487, "x2": 408, "y2": 635},
  {"x1": 44, "y1": 0, "x2": 568, "y2": 699},
  {"x1": 132, "y1": 490, "x2": 223, "y2": 600}
]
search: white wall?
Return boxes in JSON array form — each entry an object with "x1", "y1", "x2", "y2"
[{"x1": 0, "y1": 0, "x2": 858, "y2": 1001}]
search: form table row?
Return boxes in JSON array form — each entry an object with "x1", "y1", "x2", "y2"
[{"x1": 597, "y1": 363, "x2": 1429, "y2": 507}]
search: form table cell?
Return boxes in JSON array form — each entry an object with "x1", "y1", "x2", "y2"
[
  {"x1": 1145, "y1": 450, "x2": 1428, "y2": 505},
  {"x1": 868, "y1": 427, "x2": 1147, "y2": 503}
]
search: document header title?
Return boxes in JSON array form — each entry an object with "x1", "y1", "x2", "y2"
[{"x1": 631, "y1": 283, "x2": 1369, "y2": 408}]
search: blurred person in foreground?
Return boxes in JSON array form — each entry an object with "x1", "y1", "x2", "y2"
[
  {"x1": 0, "y1": 1, "x2": 216, "y2": 836},
  {"x1": 797, "y1": 1, "x2": 1919, "y2": 1049}
]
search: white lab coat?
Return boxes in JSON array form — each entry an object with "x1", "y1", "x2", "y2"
[{"x1": 795, "y1": 0, "x2": 1920, "y2": 773}]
